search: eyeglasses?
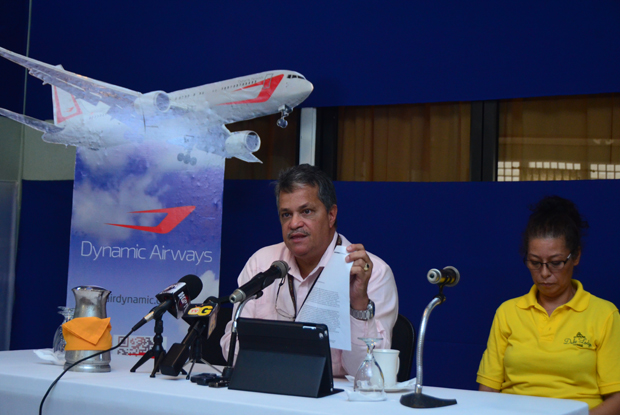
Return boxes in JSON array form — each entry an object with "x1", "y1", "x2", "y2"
[
  {"x1": 524, "y1": 253, "x2": 572, "y2": 272},
  {"x1": 275, "y1": 275, "x2": 297, "y2": 320}
]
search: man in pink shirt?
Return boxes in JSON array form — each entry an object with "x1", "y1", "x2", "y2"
[{"x1": 220, "y1": 164, "x2": 398, "y2": 376}]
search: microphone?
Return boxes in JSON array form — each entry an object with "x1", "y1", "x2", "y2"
[
  {"x1": 132, "y1": 274, "x2": 203, "y2": 331},
  {"x1": 229, "y1": 260, "x2": 289, "y2": 303},
  {"x1": 427, "y1": 266, "x2": 460, "y2": 287}
]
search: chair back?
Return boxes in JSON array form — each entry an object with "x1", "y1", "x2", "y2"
[{"x1": 391, "y1": 313, "x2": 416, "y2": 382}]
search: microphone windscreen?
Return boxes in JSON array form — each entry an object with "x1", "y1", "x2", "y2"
[
  {"x1": 272, "y1": 260, "x2": 290, "y2": 277},
  {"x1": 179, "y1": 274, "x2": 203, "y2": 300},
  {"x1": 443, "y1": 266, "x2": 460, "y2": 287}
]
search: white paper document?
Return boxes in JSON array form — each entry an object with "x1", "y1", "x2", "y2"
[{"x1": 296, "y1": 245, "x2": 352, "y2": 351}]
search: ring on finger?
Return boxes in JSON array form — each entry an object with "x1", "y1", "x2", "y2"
[{"x1": 363, "y1": 263, "x2": 370, "y2": 271}]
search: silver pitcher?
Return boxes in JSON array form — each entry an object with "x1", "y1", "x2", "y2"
[{"x1": 64, "y1": 286, "x2": 112, "y2": 372}]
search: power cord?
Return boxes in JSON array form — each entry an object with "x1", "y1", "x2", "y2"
[{"x1": 39, "y1": 329, "x2": 135, "y2": 415}]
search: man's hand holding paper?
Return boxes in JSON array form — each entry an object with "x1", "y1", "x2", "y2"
[
  {"x1": 346, "y1": 243, "x2": 373, "y2": 311},
  {"x1": 296, "y1": 245, "x2": 352, "y2": 350}
]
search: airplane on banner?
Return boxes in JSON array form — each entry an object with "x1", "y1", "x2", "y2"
[{"x1": 0, "y1": 46, "x2": 313, "y2": 164}]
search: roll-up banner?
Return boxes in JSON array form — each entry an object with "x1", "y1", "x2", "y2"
[{"x1": 66, "y1": 143, "x2": 224, "y2": 354}]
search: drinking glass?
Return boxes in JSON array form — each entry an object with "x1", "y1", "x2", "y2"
[
  {"x1": 353, "y1": 337, "x2": 386, "y2": 399},
  {"x1": 52, "y1": 306, "x2": 75, "y2": 355}
]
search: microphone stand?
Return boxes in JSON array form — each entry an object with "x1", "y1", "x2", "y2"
[
  {"x1": 130, "y1": 314, "x2": 179, "y2": 378},
  {"x1": 400, "y1": 282, "x2": 458, "y2": 408},
  {"x1": 184, "y1": 335, "x2": 216, "y2": 379},
  {"x1": 184, "y1": 306, "x2": 222, "y2": 380},
  {"x1": 215, "y1": 291, "x2": 263, "y2": 386}
]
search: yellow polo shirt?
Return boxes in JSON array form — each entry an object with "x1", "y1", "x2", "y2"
[{"x1": 477, "y1": 280, "x2": 620, "y2": 409}]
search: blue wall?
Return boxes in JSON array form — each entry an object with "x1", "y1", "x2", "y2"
[
  {"x1": 1, "y1": 1, "x2": 619, "y2": 119},
  {"x1": 0, "y1": 1, "x2": 28, "y2": 112},
  {"x1": 10, "y1": 181, "x2": 72, "y2": 350},
  {"x1": 12, "y1": 179, "x2": 620, "y2": 390}
]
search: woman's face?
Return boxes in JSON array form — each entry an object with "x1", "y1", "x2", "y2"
[{"x1": 526, "y1": 236, "x2": 580, "y2": 302}]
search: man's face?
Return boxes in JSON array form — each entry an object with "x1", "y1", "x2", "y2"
[{"x1": 278, "y1": 185, "x2": 337, "y2": 266}]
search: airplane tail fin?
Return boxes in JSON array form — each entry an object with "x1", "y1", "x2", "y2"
[
  {"x1": 52, "y1": 83, "x2": 83, "y2": 126},
  {"x1": 0, "y1": 107, "x2": 63, "y2": 134}
]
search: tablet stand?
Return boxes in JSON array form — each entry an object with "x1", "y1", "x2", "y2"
[{"x1": 228, "y1": 318, "x2": 340, "y2": 398}]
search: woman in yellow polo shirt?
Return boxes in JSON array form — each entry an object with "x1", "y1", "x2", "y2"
[{"x1": 477, "y1": 196, "x2": 620, "y2": 415}]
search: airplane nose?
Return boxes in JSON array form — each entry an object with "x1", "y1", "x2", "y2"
[{"x1": 303, "y1": 80, "x2": 314, "y2": 97}]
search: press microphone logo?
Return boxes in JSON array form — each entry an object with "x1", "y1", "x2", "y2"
[
  {"x1": 106, "y1": 206, "x2": 195, "y2": 234},
  {"x1": 187, "y1": 305, "x2": 214, "y2": 316},
  {"x1": 177, "y1": 291, "x2": 190, "y2": 310},
  {"x1": 161, "y1": 282, "x2": 181, "y2": 293}
]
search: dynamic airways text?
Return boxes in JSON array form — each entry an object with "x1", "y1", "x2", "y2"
[{"x1": 80, "y1": 241, "x2": 212, "y2": 265}]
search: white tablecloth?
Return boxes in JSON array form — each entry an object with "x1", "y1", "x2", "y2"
[{"x1": 0, "y1": 350, "x2": 587, "y2": 415}]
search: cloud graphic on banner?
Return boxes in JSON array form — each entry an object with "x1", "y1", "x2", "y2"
[
  {"x1": 72, "y1": 143, "x2": 224, "y2": 246},
  {"x1": 78, "y1": 142, "x2": 224, "y2": 174},
  {"x1": 194, "y1": 269, "x2": 219, "y2": 303},
  {"x1": 72, "y1": 174, "x2": 165, "y2": 245},
  {"x1": 169, "y1": 269, "x2": 219, "y2": 339}
]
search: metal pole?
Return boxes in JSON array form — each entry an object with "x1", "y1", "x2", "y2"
[{"x1": 414, "y1": 296, "x2": 443, "y2": 394}]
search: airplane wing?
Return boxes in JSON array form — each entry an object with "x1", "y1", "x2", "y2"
[
  {"x1": 0, "y1": 107, "x2": 63, "y2": 134},
  {"x1": 0, "y1": 47, "x2": 141, "y2": 116}
]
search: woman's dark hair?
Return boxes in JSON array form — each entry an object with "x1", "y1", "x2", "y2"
[{"x1": 521, "y1": 196, "x2": 588, "y2": 256}]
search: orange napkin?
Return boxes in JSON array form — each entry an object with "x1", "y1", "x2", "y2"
[{"x1": 62, "y1": 317, "x2": 112, "y2": 351}]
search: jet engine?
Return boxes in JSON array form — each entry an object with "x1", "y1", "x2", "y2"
[
  {"x1": 134, "y1": 91, "x2": 171, "y2": 114},
  {"x1": 225, "y1": 131, "x2": 261, "y2": 158}
]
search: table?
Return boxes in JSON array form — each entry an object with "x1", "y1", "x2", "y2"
[{"x1": 0, "y1": 350, "x2": 587, "y2": 415}]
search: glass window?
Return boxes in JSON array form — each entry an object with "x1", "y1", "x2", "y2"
[
  {"x1": 498, "y1": 94, "x2": 620, "y2": 181},
  {"x1": 337, "y1": 102, "x2": 470, "y2": 181}
]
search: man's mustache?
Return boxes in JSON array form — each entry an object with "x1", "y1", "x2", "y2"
[{"x1": 288, "y1": 230, "x2": 309, "y2": 239}]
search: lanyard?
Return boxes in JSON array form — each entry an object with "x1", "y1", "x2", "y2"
[{"x1": 285, "y1": 234, "x2": 342, "y2": 318}]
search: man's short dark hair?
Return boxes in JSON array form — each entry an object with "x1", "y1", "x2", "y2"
[{"x1": 274, "y1": 164, "x2": 337, "y2": 213}]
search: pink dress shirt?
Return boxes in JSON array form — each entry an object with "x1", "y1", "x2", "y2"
[{"x1": 220, "y1": 233, "x2": 399, "y2": 377}]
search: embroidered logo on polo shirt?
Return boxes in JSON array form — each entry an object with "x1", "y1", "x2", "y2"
[{"x1": 564, "y1": 332, "x2": 592, "y2": 348}]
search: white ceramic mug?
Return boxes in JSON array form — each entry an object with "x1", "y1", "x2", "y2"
[{"x1": 373, "y1": 349, "x2": 400, "y2": 387}]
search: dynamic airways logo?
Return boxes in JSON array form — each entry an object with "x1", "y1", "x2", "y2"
[
  {"x1": 106, "y1": 206, "x2": 195, "y2": 234},
  {"x1": 80, "y1": 241, "x2": 212, "y2": 264}
]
